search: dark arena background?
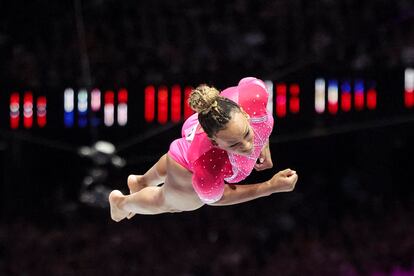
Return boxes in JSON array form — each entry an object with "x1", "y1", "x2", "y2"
[{"x1": 1, "y1": 0, "x2": 414, "y2": 275}]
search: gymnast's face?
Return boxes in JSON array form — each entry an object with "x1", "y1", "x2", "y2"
[{"x1": 213, "y1": 110, "x2": 254, "y2": 156}]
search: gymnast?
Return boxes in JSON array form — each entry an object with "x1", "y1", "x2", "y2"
[{"x1": 109, "y1": 77, "x2": 298, "y2": 221}]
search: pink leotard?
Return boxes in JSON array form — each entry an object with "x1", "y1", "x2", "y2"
[{"x1": 168, "y1": 77, "x2": 274, "y2": 204}]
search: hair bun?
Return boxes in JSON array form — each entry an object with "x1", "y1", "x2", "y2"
[{"x1": 188, "y1": 84, "x2": 220, "y2": 114}]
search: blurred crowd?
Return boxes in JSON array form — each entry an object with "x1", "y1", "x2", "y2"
[{"x1": 0, "y1": 0, "x2": 414, "y2": 88}]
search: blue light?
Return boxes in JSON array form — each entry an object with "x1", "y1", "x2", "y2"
[
  {"x1": 328, "y1": 80, "x2": 338, "y2": 88},
  {"x1": 64, "y1": 112, "x2": 74, "y2": 128},
  {"x1": 341, "y1": 81, "x2": 351, "y2": 93},
  {"x1": 354, "y1": 80, "x2": 364, "y2": 93},
  {"x1": 78, "y1": 116, "x2": 87, "y2": 128}
]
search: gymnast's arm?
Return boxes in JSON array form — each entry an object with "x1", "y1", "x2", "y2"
[{"x1": 208, "y1": 169, "x2": 298, "y2": 206}]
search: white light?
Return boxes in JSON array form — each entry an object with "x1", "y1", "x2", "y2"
[
  {"x1": 78, "y1": 146, "x2": 93, "y2": 157},
  {"x1": 315, "y1": 78, "x2": 325, "y2": 114},
  {"x1": 78, "y1": 89, "x2": 88, "y2": 112},
  {"x1": 10, "y1": 103, "x2": 19, "y2": 113},
  {"x1": 24, "y1": 104, "x2": 33, "y2": 117},
  {"x1": 94, "y1": 141, "x2": 115, "y2": 154},
  {"x1": 405, "y1": 68, "x2": 414, "y2": 92},
  {"x1": 117, "y1": 103, "x2": 128, "y2": 126},
  {"x1": 264, "y1": 80, "x2": 274, "y2": 115},
  {"x1": 104, "y1": 104, "x2": 114, "y2": 126},
  {"x1": 37, "y1": 102, "x2": 46, "y2": 116},
  {"x1": 23, "y1": 109, "x2": 33, "y2": 118},
  {"x1": 328, "y1": 81, "x2": 339, "y2": 104},
  {"x1": 64, "y1": 88, "x2": 74, "y2": 112}
]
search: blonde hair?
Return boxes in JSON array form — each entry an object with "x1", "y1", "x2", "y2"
[
  {"x1": 188, "y1": 84, "x2": 241, "y2": 138},
  {"x1": 188, "y1": 84, "x2": 220, "y2": 114}
]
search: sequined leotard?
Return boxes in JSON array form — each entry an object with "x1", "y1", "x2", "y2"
[{"x1": 168, "y1": 77, "x2": 274, "y2": 204}]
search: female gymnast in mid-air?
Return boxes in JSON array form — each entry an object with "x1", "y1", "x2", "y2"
[{"x1": 109, "y1": 77, "x2": 298, "y2": 221}]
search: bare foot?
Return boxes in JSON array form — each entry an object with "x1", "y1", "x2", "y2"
[
  {"x1": 127, "y1": 175, "x2": 146, "y2": 194},
  {"x1": 109, "y1": 190, "x2": 130, "y2": 222}
]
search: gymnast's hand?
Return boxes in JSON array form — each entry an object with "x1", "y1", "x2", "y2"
[
  {"x1": 254, "y1": 142, "x2": 273, "y2": 171},
  {"x1": 268, "y1": 169, "x2": 298, "y2": 193}
]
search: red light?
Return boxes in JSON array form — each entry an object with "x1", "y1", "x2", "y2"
[
  {"x1": 276, "y1": 83, "x2": 287, "y2": 118},
  {"x1": 10, "y1": 92, "x2": 20, "y2": 129},
  {"x1": 11, "y1": 93, "x2": 19, "y2": 104},
  {"x1": 289, "y1": 84, "x2": 300, "y2": 114},
  {"x1": 341, "y1": 93, "x2": 352, "y2": 112},
  {"x1": 354, "y1": 93, "x2": 364, "y2": 111},
  {"x1": 10, "y1": 117, "x2": 19, "y2": 129},
  {"x1": 328, "y1": 102, "x2": 338, "y2": 114},
  {"x1": 38, "y1": 116, "x2": 46, "y2": 128},
  {"x1": 171, "y1": 85, "x2": 181, "y2": 123},
  {"x1": 367, "y1": 89, "x2": 377, "y2": 110},
  {"x1": 37, "y1": 96, "x2": 47, "y2": 128},
  {"x1": 105, "y1": 90, "x2": 115, "y2": 104},
  {"x1": 37, "y1": 96, "x2": 46, "y2": 106},
  {"x1": 276, "y1": 83, "x2": 287, "y2": 95},
  {"x1": 289, "y1": 84, "x2": 300, "y2": 97},
  {"x1": 118, "y1": 88, "x2": 128, "y2": 103},
  {"x1": 158, "y1": 86, "x2": 168, "y2": 124},
  {"x1": 405, "y1": 91, "x2": 414, "y2": 108},
  {"x1": 145, "y1": 85, "x2": 155, "y2": 123},
  {"x1": 184, "y1": 86, "x2": 193, "y2": 119},
  {"x1": 23, "y1": 91, "x2": 33, "y2": 129},
  {"x1": 289, "y1": 97, "x2": 300, "y2": 114}
]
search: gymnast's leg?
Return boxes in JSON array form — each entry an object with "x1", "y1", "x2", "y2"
[
  {"x1": 127, "y1": 154, "x2": 167, "y2": 194},
  {"x1": 109, "y1": 186, "x2": 169, "y2": 221},
  {"x1": 109, "y1": 154, "x2": 200, "y2": 221}
]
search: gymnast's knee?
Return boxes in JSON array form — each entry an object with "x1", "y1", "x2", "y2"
[
  {"x1": 155, "y1": 154, "x2": 168, "y2": 177},
  {"x1": 151, "y1": 188, "x2": 179, "y2": 213}
]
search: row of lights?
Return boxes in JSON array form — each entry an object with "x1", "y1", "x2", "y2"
[
  {"x1": 315, "y1": 79, "x2": 377, "y2": 114},
  {"x1": 10, "y1": 92, "x2": 47, "y2": 129},
  {"x1": 7, "y1": 68, "x2": 414, "y2": 129},
  {"x1": 264, "y1": 81, "x2": 301, "y2": 118},
  {"x1": 144, "y1": 85, "x2": 194, "y2": 124},
  {"x1": 8, "y1": 89, "x2": 129, "y2": 129},
  {"x1": 64, "y1": 88, "x2": 128, "y2": 128},
  {"x1": 143, "y1": 78, "x2": 379, "y2": 124},
  {"x1": 144, "y1": 82, "x2": 301, "y2": 124}
]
